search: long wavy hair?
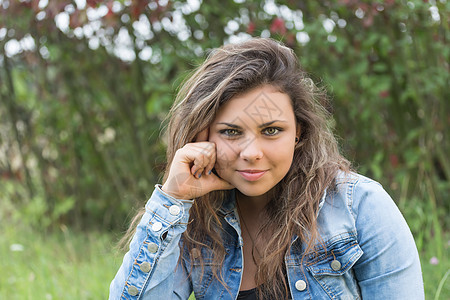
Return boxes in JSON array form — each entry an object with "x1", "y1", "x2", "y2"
[{"x1": 122, "y1": 38, "x2": 350, "y2": 299}]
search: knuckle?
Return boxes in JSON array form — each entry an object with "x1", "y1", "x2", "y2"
[
  {"x1": 196, "y1": 155, "x2": 205, "y2": 165},
  {"x1": 175, "y1": 147, "x2": 184, "y2": 154},
  {"x1": 182, "y1": 142, "x2": 195, "y2": 149}
]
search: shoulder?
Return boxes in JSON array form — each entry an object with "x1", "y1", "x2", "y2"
[
  {"x1": 333, "y1": 171, "x2": 383, "y2": 194},
  {"x1": 323, "y1": 171, "x2": 410, "y2": 243},
  {"x1": 327, "y1": 171, "x2": 390, "y2": 216},
  {"x1": 315, "y1": 172, "x2": 423, "y2": 297},
  {"x1": 317, "y1": 171, "x2": 397, "y2": 237}
]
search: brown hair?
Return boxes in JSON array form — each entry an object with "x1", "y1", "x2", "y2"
[{"x1": 122, "y1": 38, "x2": 350, "y2": 299}]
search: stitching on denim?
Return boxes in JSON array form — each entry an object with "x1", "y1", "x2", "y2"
[
  {"x1": 305, "y1": 242, "x2": 358, "y2": 267},
  {"x1": 137, "y1": 216, "x2": 175, "y2": 299},
  {"x1": 308, "y1": 245, "x2": 361, "y2": 275},
  {"x1": 121, "y1": 282, "x2": 133, "y2": 300},
  {"x1": 146, "y1": 209, "x2": 164, "y2": 221},
  {"x1": 306, "y1": 243, "x2": 348, "y2": 264},
  {"x1": 293, "y1": 233, "x2": 357, "y2": 265},
  {"x1": 121, "y1": 234, "x2": 152, "y2": 300},
  {"x1": 140, "y1": 237, "x2": 164, "y2": 297},
  {"x1": 310, "y1": 241, "x2": 357, "y2": 263},
  {"x1": 293, "y1": 269, "x2": 312, "y2": 299},
  {"x1": 146, "y1": 208, "x2": 183, "y2": 227},
  {"x1": 339, "y1": 251, "x2": 361, "y2": 272},
  {"x1": 191, "y1": 247, "x2": 219, "y2": 266},
  {"x1": 219, "y1": 263, "x2": 241, "y2": 299},
  {"x1": 310, "y1": 255, "x2": 358, "y2": 275},
  {"x1": 312, "y1": 273, "x2": 337, "y2": 299},
  {"x1": 309, "y1": 251, "x2": 363, "y2": 299},
  {"x1": 194, "y1": 268, "x2": 214, "y2": 298},
  {"x1": 348, "y1": 178, "x2": 358, "y2": 220}
]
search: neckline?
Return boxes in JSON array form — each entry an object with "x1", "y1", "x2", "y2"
[{"x1": 239, "y1": 287, "x2": 257, "y2": 294}]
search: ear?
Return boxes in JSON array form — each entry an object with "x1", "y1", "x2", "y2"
[
  {"x1": 295, "y1": 124, "x2": 301, "y2": 141},
  {"x1": 195, "y1": 128, "x2": 209, "y2": 142}
]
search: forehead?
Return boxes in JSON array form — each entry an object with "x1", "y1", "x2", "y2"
[{"x1": 214, "y1": 85, "x2": 294, "y2": 124}]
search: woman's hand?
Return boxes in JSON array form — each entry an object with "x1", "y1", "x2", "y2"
[{"x1": 161, "y1": 130, "x2": 234, "y2": 200}]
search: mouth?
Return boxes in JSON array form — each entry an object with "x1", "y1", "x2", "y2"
[{"x1": 237, "y1": 169, "x2": 267, "y2": 181}]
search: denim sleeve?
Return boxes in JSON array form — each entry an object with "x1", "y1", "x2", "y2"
[
  {"x1": 351, "y1": 179, "x2": 424, "y2": 299},
  {"x1": 109, "y1": 185, "x2": 194, "y2": 300}
]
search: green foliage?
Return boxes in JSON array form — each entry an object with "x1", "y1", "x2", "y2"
[{"x1": 0, "y1": 0, "x2": 448, "y2": 289}]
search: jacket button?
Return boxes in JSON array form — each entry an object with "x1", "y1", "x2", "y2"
[
  {"x1": 148, "y1": 242, "x2": 158, "y2": 253},
  {"x1": 128, "y1": 285, "x2": 139, "y2": 296},
  {"x1": 152, "y1": 222, "x2": 162, "y2": 232},
  {"x1": 140, "y1": 262, "x2": 151, "y2": 273},
  {"x1": 295, "y1": 280, "x2": 306, "y2": 291},
  {"x1": 191, "y1": 248, "x2": 200, "y2": 259},
  {"x1": 331, "y1": 259, "x2": 341, "y2": 271},
  {"x1": 169, "y1": 205, "x2": 181, "y2": 216}
]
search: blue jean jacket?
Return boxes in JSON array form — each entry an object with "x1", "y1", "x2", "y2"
[{"x1": 109, "y1": 172, "x2": 424, "y2": 299}]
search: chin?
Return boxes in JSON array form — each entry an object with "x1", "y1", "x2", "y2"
[{"x1": 233, "y1": 184, "x2": 272, "y2": 197}]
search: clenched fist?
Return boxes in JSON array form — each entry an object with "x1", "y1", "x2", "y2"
[{"x1": 161, "y1": 130, "x2": 234, "y2": 199}]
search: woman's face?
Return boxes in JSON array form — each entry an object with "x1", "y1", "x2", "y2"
[{"x1": 209, "y1": 85, "x2": 299, "y2": 197}]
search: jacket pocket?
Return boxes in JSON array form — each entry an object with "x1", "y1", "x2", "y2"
[
  {"x1": 306, "y1": 235, "x2": 363, "y2": 299},
  {"x1": 183, "y1": 244, "x2": 220, "y2": 299}
]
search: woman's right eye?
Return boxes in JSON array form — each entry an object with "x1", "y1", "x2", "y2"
[{"x1": 219, "y1": 129, "x2": 241, "y2": 137}]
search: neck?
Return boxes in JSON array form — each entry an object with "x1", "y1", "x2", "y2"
[{"x1": 236, "y1": 188, "x2": 274, "y2": 216}]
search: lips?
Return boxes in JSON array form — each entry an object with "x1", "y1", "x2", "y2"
[{"x1": 237, "y1": 169, "x2": 267, "y2": 181}]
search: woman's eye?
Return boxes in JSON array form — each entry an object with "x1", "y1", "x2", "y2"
[
  {"x1": 263, "y1": 127, "x2": 281, "y2": 136},
  {"x1": 219, "y1": 129, "x2": 241, "y2": 137}
]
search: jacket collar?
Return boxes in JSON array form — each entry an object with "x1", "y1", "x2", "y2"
[{"x1": 218, "y1": 189, "x2": 237, "y2": 215}]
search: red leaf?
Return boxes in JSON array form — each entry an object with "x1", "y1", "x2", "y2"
[
  {"x1": 131, "y1": 0, "x2": 150, "y2": 19},
  {"x1": 270, "y1": 17, "x2": 286, "y2": 35},
  {"x1": 86, "y1": 0, "x2": 101, "y2": 8},
  {"x1": 363, "y1": 14, "x2": 374, "y2": 27},
  {"x1": 247, "y1": 22, "x2": 255, "y2": 35},
  {"x1": 31, "y1": 0, "x2": 40, "y2": 13},
  {"x1": 379, "y1": 90, "x2": 390, "y2": 98},
  {"x1": 390, "y1": 154, "x2": 399, "y2": 168}
]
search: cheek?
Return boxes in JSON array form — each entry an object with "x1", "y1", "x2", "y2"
[
  {"x1": 268, "y1": 142, "x2": 295, "y2": 171},
  {"x1": 211, "y1": 138, "x2": 238, "y2": 172}
]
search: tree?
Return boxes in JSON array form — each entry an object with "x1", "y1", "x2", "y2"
[{"x1": 0, "y1": 1, "x2": 447, "y2": 257}]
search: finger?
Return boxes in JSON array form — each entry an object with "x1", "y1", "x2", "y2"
[
  {"x1": 190, "y1": 142, "x2": 214, "y2": 156},
  {"x1": 190, "y1": 143, "x2": 215, "y2": 174},
  {"x1": 205, "y1": 147, "x2": 216, "y2": 175},
  {"x1": 191, "y1": 163, "x2": 204, "y2": 178},
  {"x1": 179, "y1": 143, "x2": 213, "y2": 177},
  {"x1": 190, "y1": 155, "x2": 208, "y2": 178},
  {"x1": 195, "y1": 128, "x2": 209, "y2": 142},
  {"x1": 196, "y1": 168, "x2": 204, "y2": 178},
  {"x1": 190, "y1": 165, "x2": 197, "y2": 176}
]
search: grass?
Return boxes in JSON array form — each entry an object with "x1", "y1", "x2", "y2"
[
  {"x1": 421, "y1": 254, "x2": 450, "y2": 299},
  {"x1": 0, "y1": 222, "x2": 448, "y2": 299},
  {"x1": 0, "y1": 223, "x2": 121, "y2": 299}
]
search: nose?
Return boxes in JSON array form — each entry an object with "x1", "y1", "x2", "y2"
[{"x1": 239, "y1": 138, "x2": 263, "y2": 162}]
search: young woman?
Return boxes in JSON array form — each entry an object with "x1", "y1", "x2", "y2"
[{"x1": 109, "y1": 38, "x2": 424, "y2": 299}]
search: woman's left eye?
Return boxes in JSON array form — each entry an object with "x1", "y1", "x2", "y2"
[{"x1": 263, "y1": 127, "x2": 282, "y2": 136}]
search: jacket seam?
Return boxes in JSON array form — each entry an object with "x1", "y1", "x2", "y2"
[{"x1": 305, "y1": 242, "x2": 358, "y2": 267}]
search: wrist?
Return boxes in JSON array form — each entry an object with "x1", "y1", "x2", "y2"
[{"x1": 160, "y1": 183, "x2": 190, "y2": 200}]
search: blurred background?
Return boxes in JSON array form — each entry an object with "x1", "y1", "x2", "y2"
[{"x1": 0, "y1": 0, "x2": 448, "y2": 298}]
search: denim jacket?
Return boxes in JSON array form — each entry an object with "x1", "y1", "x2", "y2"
[{"x1": 109, "y1": 172, "x2": 424, "y2": 299}]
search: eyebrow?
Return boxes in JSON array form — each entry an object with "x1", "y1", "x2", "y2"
[{"x1": 217, "y1": 120, "x2": 287, "y2": 129}]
